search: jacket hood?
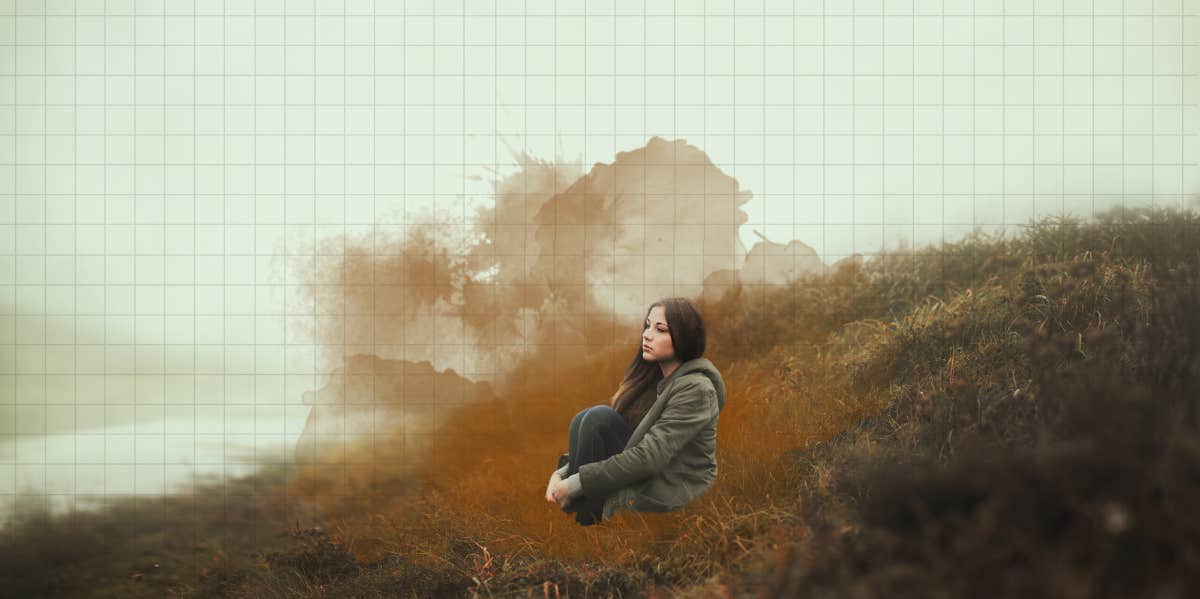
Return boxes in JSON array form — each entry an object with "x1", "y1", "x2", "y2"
[{"x1": 656, "y1": 356, "x2": 727, "y2": 412}]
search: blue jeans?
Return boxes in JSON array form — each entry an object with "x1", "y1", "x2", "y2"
[{"x1": 558, "y1": 405, "x2": 633, "y2": 526}]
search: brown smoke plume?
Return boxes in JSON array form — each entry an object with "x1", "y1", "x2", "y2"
[{"x1": 286, "y1": 137, "x2": 831, "y2": 554}]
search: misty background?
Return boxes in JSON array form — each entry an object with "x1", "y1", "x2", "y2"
[{"x1": 0, "y1": 0, "x2": 1197, "y2": 521}]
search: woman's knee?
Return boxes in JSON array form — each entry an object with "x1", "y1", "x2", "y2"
[
  {"x1": 570, "y1": 405, "x2": 607, "y2": 438},
  {"x1": 585, "y1": 404, "x2": 620, "y2": 417},
  {"x1": 579, "y1": 405, "x2": 624, "y2": 431},
  {"x1": 570, "y1": 407, "x2": 588, "y2": 428}
]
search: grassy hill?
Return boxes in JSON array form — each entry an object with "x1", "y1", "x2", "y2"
[{"x1": 2, "y1": 204, "x2": 1198, "y2": 598}]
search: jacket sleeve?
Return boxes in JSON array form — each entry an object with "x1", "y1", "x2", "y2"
[{"x1": 576, "y1": 379, "x2": 716, "y2": 498}]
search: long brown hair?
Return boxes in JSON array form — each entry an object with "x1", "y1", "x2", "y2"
[{"x1": 609, "y1": 297, "x2": 708, "y2": 429}]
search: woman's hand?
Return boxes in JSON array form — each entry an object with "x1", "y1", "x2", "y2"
[
  {"x1": 545, "y1": 472, "x2": 562, "y2": 504},
  {"x1": 550, "y1": 478, "x2": 573, "y2": 508}
]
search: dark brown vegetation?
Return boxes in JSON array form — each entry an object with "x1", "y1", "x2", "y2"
[{"x1": 2, "y1": 204, "x2": 1198, "y2": 598}]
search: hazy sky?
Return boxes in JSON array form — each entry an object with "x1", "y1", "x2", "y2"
[{"x1": 0, "y1": 0, "x2": 1197, "y2": 516}]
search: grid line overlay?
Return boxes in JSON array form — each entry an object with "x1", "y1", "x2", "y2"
[{"x1": 0, "y1": 0, "x2": 1196, "y2": 533}]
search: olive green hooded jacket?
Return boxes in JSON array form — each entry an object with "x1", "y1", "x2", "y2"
[{"x1": 563, "y1": 357, "x2": 727, "y2": 522}]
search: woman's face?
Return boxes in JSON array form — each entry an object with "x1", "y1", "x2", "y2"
[{"x1": 641, "y1": 305, "x2": 677, "y2": 363}]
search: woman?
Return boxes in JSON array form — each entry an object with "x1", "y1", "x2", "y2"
[{"x1": 544, "y1": 297, "x2": 727, "y2": 526}]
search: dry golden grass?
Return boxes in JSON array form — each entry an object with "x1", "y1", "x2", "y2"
[{"x1": 4, "y1": 205, "x2": 1198, "y2": 597}]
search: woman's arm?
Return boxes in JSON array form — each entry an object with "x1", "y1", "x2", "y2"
[{"x1": 574, "y1": 379, "x2": 717, "y2": 499}]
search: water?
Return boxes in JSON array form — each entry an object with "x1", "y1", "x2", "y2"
[{"x1": 0, "y1": 409, "x2": 309, "y2": 525}]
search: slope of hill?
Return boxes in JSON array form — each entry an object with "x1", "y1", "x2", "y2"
[{"x1": 2, "y1": 205, "x2": 1197, "y2": 598}]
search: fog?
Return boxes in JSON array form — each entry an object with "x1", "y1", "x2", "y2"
[{"x1": 0, "y1": 1, "x2": 1196, "y2": 520}]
